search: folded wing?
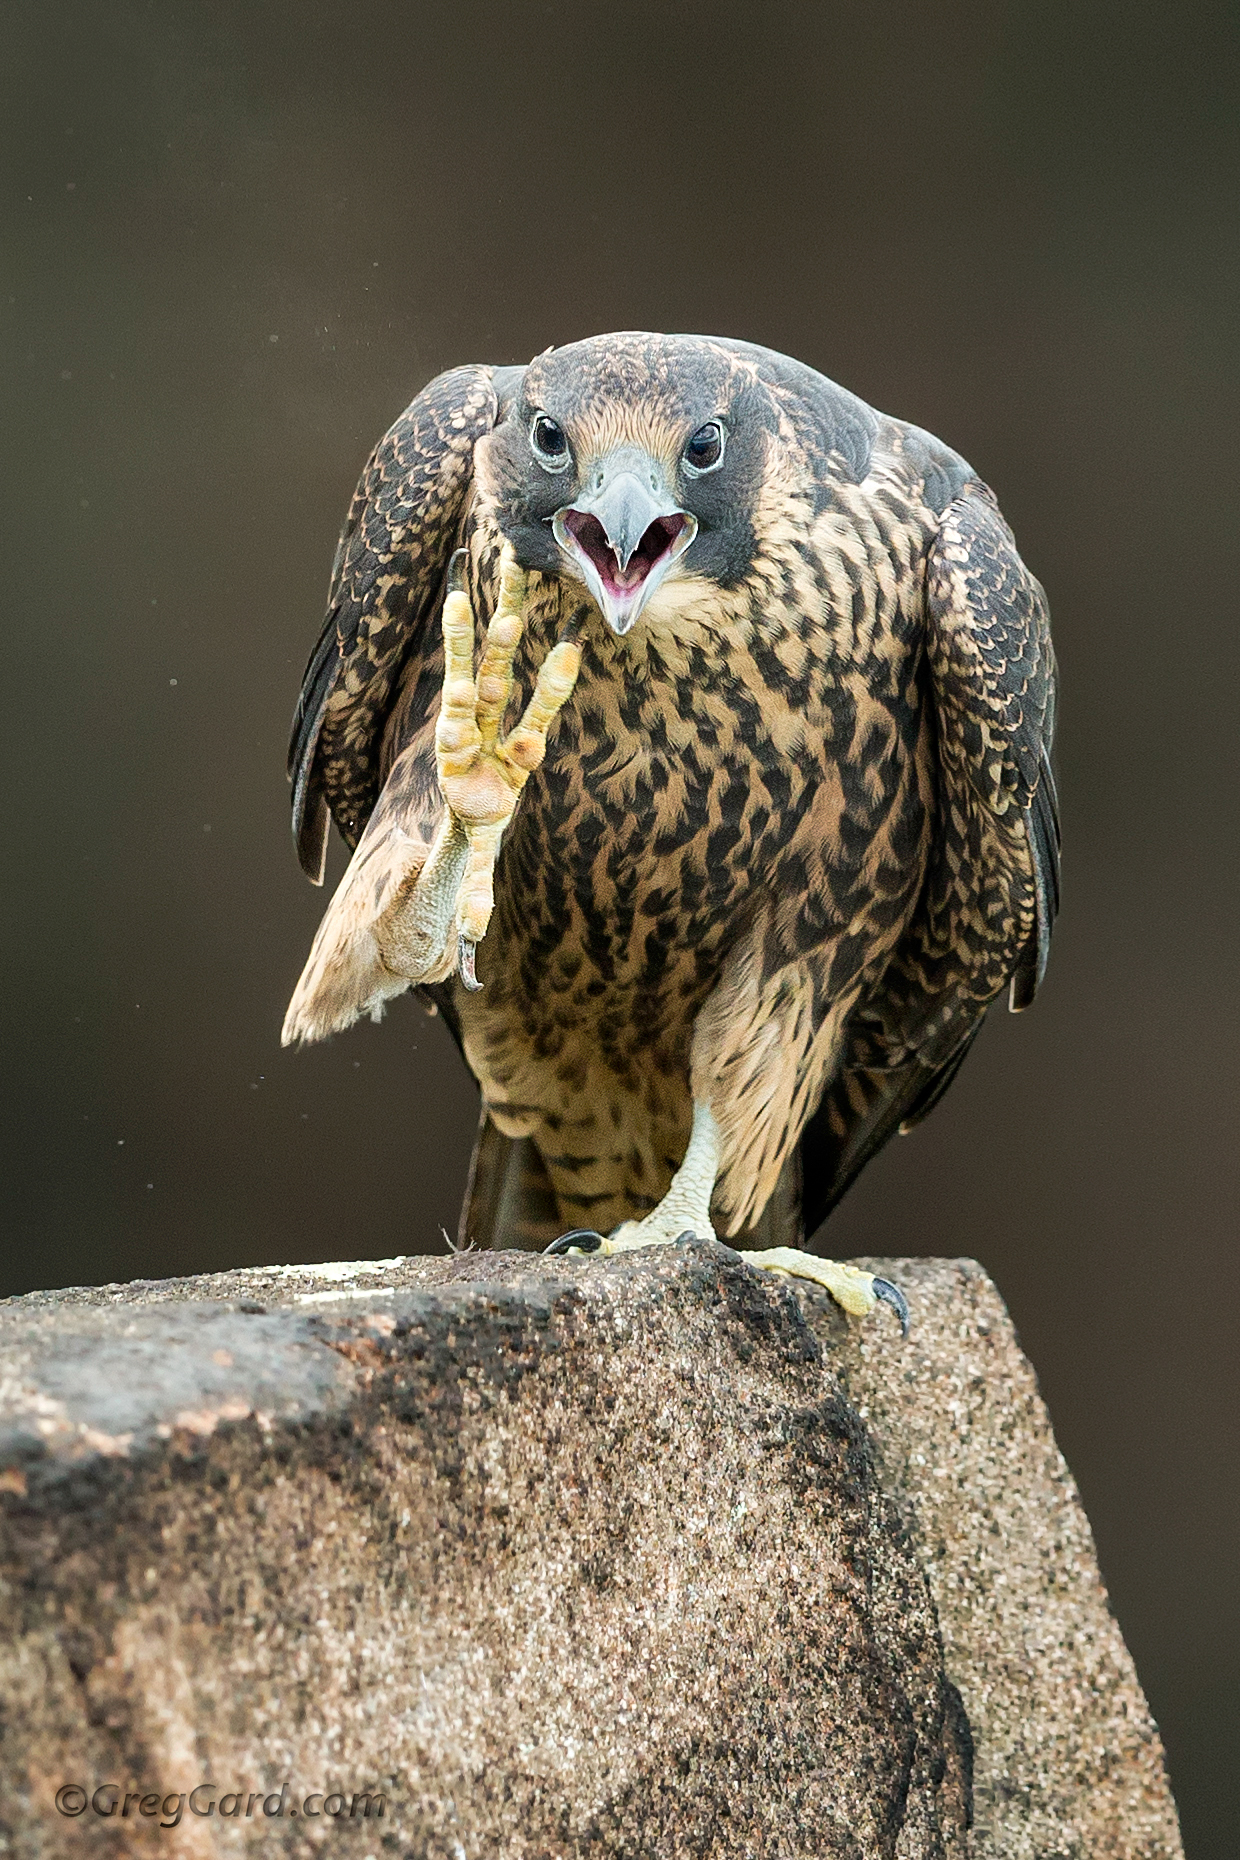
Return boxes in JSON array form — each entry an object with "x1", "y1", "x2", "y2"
[
  {"x1": 800, "y1": 482, "x2": 1060, "y2": 1235},
  {"x1": 283, "y1": 364, "x2": 513, "y2": 1044},
  {"x1": 289, "y1": 363, "x2": 506, "y2": 883}
]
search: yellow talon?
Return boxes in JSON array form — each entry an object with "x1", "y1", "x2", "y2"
[{"x1": 736, "y1": 1248, "x2": 909, "y2": 1332}]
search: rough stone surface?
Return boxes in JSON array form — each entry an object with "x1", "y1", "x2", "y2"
[{"x1": 0, "y1": 1245, "x2": 1181, "y2": 1858}]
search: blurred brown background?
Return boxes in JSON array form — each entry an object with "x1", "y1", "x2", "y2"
[{"x1": 3, "y1": 1, "x2": 1236, "y2": 1847}]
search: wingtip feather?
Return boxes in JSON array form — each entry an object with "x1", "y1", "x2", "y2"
[{"x1": 294, "y1": 797, "x2": 329, "y2": 886}]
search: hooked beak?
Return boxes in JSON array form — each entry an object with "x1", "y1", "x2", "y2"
[{"x1": 552, "y1": 450, "x2": 697, "y2": 635}]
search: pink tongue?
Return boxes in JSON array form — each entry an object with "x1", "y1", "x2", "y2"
[{"x1": 611, "y1": 556, "x2": 647, "y2": 590}]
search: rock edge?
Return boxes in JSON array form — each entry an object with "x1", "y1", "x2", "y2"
[{"x1": 0, "y1": 1245, "x2": 1182, "y2": 1859}]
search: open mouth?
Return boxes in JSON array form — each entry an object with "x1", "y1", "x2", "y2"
[
  {"x1": 551, "y1": 458, "x2": 698, "y2": 635},
  {"x1": 560, "y1": 509, "x2": 690, "y2": 599}
]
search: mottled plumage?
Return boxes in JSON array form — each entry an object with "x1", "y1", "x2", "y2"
[{"x1": 284, "y1": 333, "x2": 1058, "y2": 1267}]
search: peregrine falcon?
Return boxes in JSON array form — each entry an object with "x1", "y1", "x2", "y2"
[{"x1": 283, "y1": 333, "x2": 1059, "y2": 1329}]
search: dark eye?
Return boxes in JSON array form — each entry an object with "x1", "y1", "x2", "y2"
[
  {"x1": 684, "y1": 420, "x2": 725, "y2": 474},
  {"x1": 531, "y1": 413, "x2": 570, "y2": 471}
]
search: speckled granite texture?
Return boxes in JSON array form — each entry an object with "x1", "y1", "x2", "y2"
[{"x1": 0, "y1": 1245, "x2": 1181, "y2": 1858}]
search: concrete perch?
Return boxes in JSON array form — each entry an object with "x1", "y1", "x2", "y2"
[{"x1": 0, "y1": 1246, "x2": 1181, "y2": 1857}]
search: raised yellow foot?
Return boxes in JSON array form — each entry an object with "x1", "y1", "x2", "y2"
[{"x1": 437, "y1": 546, "x2": 581, "y2": 989}]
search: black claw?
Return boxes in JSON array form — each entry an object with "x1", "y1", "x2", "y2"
[
  {"x1": 872, "y1": 1277, "x2": 910, "y2": 1338},
  {"x1": 458, "y1": 934, "x2": 483, "y2": 992},
  {"x1": 673, "y1": 1230, "x2": 698, "y2": 1246},
  {"x1": 447, "y1": 547, "x2": 469, "y2": 595},
  {"x1": 544, "y1": 1229, "x2": 606, "y2": 1256}
]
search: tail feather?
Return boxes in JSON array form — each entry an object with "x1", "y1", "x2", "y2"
[{"x1": 458, "y1": 1113, "x2": 563, "y2": 1251}]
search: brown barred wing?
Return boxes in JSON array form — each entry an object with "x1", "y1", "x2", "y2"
[
  {"x1": 800, "y1": 482, "x2": 1059, "y2": 1237},
  {"x1": 921, "y1": 479, "x2": 1059, "y2": 1007},
  {"x1": 288, "y1": 364, "x2": 502, "y2": 884}
]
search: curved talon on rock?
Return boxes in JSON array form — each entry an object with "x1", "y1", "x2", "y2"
[
  {"x1": 872, "y1": 1277, "x2": 910, "y2": 1338},
  {"x1": 673, "y1": 1230, "x2": 698, "y2": 1246},
  {"x1": 544, "y1": 1229, "x2": 606, "y2": 1256},
  {"x1": 458, "y1": 934, "x2": 482, "y2": 992},
  {"x1": 732, "y1": 1245, "x2": 906, "y2": 1333}
]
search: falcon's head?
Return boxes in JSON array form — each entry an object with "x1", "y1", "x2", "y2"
[{"x1": 476, "y1": 332, "x2": 775, "y2": 635}]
